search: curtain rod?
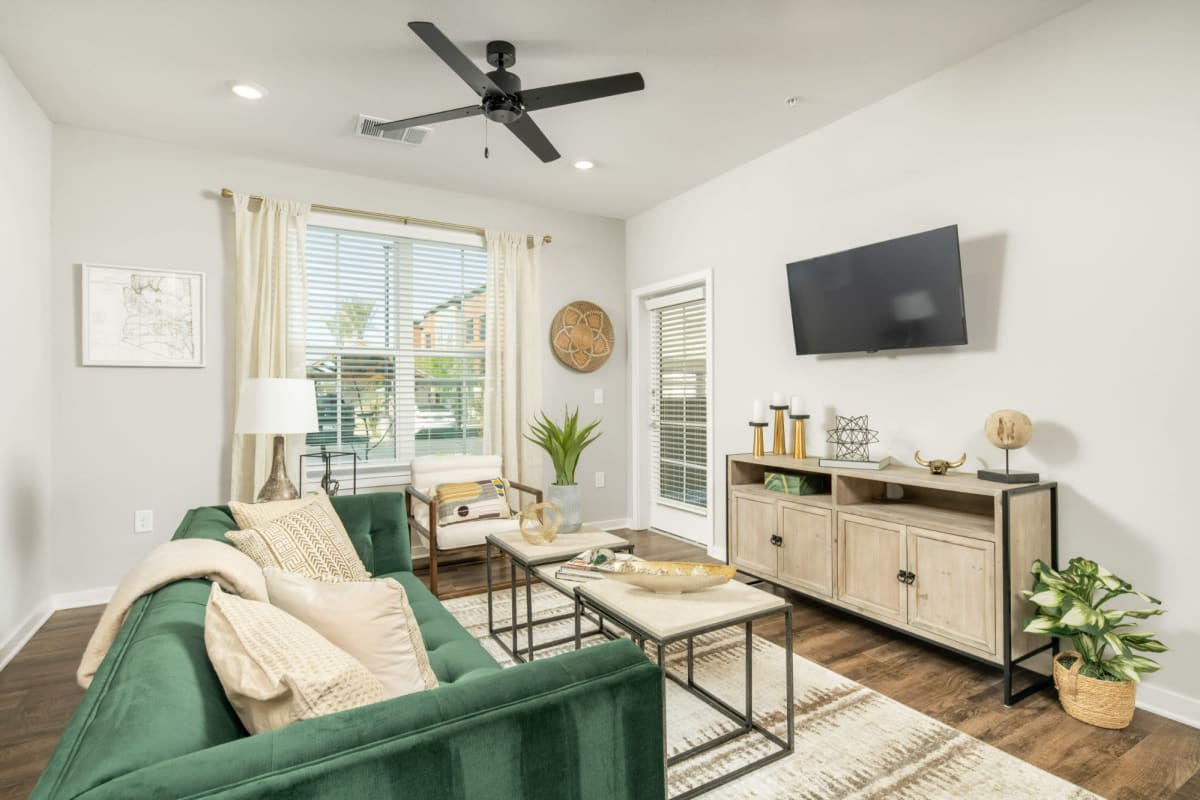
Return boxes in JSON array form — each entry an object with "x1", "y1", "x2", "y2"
[{"x1": 218, "y1": 188, "x2": 551, "y2": 245}]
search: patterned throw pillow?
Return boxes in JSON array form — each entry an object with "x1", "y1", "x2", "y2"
[
  {"x1": 204, "y1": 584, "x2": 387, "y2": 734},
  {"x1": 435, "y1": 478, "x2": 512, "y2": 526},
  {"x1": 226, "y1": 493, "x2": 370, "y2": 580},
  {"x1": 264, "y1": 569, "x2": 439, "y2": 698}
]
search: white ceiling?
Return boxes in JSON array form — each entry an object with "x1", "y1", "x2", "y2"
[{"x1": 0, "y1": 0, "x2": 1084, "y2": 218}]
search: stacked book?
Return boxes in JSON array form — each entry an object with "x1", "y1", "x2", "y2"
[{"x1": 555, "y1": 552, "x2": 639, "y2": 583}]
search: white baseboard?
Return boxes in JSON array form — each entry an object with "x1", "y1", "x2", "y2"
[
  {"x1": 0, "y1": 598, "x2": 54, "y2": 672},
  {"x1": 585, "y1": 518, "x2": 633, "y2": 531},
  {"x1": 53, "y1": 586, "x2": 115, "y2": 610},
  {"x1": 1137, "y1": 682, "x2": 1200, "y2": 729}
]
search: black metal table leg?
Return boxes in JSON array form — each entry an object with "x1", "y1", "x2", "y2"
[
  {"x1": 485, "y1": 540, "x2": 494, "y2": 635},
  {"x1": 745, "y1": 620, "x2": 754, "y2": 730},
  {"x1": 525, "y1": 564, "x2": 535, "y2": 661},
  {"x1": 784, "y1": 606, "x2": 794, "y2": 753},
  {"x1": 510, "y1": 559, "x2": 519, "y2": 661}
]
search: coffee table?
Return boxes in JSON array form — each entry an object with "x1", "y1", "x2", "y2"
[
  {"x1": 573, "y1": 579, "x2": 794, "y2": 800},
  {"x1": 484, "y1": 529, "x2": 633, "y2": 663}
]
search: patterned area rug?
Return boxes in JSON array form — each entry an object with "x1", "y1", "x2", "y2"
[{"x1": 442, "y1": 584, "x2": 1099, "y2": 799}]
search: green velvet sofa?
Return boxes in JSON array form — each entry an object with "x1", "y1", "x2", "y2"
[{"x1": 32, "y1": 493, "x2": 665, "y2": 800}]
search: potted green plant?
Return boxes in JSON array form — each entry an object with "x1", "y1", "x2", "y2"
[
  {"x1": 1022, "y1": 557, "x2": 1167, "y2": 729},
  {"x1": 526, "y1": 407, "x2": 601, "y2": 533}
]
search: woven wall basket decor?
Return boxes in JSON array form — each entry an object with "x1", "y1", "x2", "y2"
[{"x1": 550, "y1": 301, "x2": 614, "y2": 373}]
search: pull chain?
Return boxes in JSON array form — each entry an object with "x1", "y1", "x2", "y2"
[{"x1": 483, "y1": 114, "x2": 489, "y2": 159}]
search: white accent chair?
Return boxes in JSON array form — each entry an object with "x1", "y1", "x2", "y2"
[{"x1": 406, "y1": 454, "x2": 542, "y2": 598}]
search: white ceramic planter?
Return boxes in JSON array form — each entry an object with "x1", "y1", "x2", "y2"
[{"x1": 546, "y1": 483, "x2": 582, "y2": 533}]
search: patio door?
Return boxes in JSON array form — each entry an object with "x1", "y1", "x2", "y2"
[{"x1": 646, "y1": 287, "x2": 710, "y2": 543}]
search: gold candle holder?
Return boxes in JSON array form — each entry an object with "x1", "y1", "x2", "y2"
[
  {"x1": 790, "y1": 414, "x2": 810, "y2": 459},
  {"x1": 770, "y1": 405, "x2": 787, "y2": 455},
  {"x1": 749, "y1": 422, "x2": 767, "y2": 458}
]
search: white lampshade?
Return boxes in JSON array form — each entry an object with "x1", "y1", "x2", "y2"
[{"x1": 235, "y1": 378, "x2": 318, "y2": 435}]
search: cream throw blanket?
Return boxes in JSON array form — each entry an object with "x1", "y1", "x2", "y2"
[{"x1": 77, "y1": 539, "x2": 267, "y2": 688}]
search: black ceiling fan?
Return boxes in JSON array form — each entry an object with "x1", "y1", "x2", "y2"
[{"x1": 378, "y1": 21, "x2": 645, "y2": 163}]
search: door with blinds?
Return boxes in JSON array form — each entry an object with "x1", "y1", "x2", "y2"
[{"x1": 647, "y1": 287, "x2": 710, "y2": 544}]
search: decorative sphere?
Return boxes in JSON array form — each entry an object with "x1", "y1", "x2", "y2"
[
  {"x1": 519, "y1": 501, "x2": 563, "y2": 545},
  {"x1": 985, "y1": 410, "x2": 1033, "y2": 451}
]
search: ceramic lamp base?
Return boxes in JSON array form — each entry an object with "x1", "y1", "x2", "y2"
[{"x1": 255, "y1": 435, "x2": 299, "y2": 503}]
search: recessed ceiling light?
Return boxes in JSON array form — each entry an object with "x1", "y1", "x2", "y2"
[
  {"x1": 229, "y1": 81, "x2": 268, "y2": 101},
  {"x1": 573, "y1": 160, "x2": 595, "y2": 171}
]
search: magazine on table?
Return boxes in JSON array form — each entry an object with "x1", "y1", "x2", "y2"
[{"x1": 554, "y1": 548, "x2": 640, "y2": 582}]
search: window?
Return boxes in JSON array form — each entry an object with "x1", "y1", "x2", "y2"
[
  {"x1": 297, "y1": 225, "x2": 489, "y2": 479},
  {"x1": 649, "y1": 292, "x2": 708, "y2": 509}
]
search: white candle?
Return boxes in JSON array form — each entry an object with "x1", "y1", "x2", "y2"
[
  {"x1": 770, "y1": 392, "x2": 785, "y2": 407},
  {"x1": 790, "y1": 396, "x2": 804, "y2": 415},
  {"x1": 751, "y1": 400, "x2": 765, "y2": 423}
]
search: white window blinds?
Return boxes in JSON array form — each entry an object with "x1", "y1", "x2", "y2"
[
  {"x1": 296, "y1": 225, "x2": 488, "y2": 476},
  {"x1": 648, "y1": 291, "x2": 708, "y2": 510}
]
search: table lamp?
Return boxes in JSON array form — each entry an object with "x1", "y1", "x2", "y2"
[{"x1": 235, "y1": 378, "x2": 319, "y2": 502}]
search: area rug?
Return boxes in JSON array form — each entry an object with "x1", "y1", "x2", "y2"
[{"x1": 442, "y1": 584, "x2": 1099, "y2": 799}]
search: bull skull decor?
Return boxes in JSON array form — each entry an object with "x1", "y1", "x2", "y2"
[{"x1": 914, "y1": 451, "x2": 966, "y2": 475}]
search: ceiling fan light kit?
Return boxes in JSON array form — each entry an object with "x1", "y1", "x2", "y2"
[{"x1": 379, "y1": 21, "x2": 645, "y2": 163}]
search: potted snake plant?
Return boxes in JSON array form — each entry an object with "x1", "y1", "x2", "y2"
[
  {"x1": 1023, "y1": 557, "x2": 1167, "y2": 729},
  {"x1": 526, "y1": 407, "x2": 601, "y2": 533}
]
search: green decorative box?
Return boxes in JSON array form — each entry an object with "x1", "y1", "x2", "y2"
[{"x1": 763, "y1": 471, "x2": 830, "y2": 496}]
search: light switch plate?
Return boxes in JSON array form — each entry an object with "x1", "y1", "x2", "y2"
[
  {"x1": 594, "y1": 471, "x2": 606, "y2": 488},
  {"x1": 134, "y1": 509, "x2": 154, "y2": 534},
  {"x1": 593, "y1": 388, "x2": 604, "y2": 404}
]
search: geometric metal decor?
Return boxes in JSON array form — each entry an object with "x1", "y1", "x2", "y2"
[{"x1": 825, "y1": 415, "x2": 880, "y2": 462}]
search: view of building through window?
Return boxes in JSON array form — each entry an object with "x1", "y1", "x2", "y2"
[{"x1": 298, "y1": 226, "x2": 488, "y2": 476}]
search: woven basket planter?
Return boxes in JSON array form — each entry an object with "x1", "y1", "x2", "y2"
[{"x1": 1053, "y1": 651, "x2": 1136, "y2": 729}]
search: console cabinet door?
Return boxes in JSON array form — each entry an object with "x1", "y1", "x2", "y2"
[
  {"x1": 906, "y1": 526, "x2": 996, "y2": 654},
  {"x1": 777, "y1": 502, "x2": 833, "y2": 598},
  {"x1": 836, "y1": 513, "x2": 906, "y2": 623},
  {"x1": 730, "y1": 492, "x2": 778, "y2": 577}
]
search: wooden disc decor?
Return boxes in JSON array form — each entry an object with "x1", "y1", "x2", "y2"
[{"x1": 550, "y1": 300, "x2": 614, "y2": 373}]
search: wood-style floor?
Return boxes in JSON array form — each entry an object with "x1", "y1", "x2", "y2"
[{"x1": 3, "y1": 529, "x2": 1198, "y2": 800}]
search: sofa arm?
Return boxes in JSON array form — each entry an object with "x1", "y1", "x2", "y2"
[{"x1": 75, "y1": 640, "x2": 665, "y2": 800}]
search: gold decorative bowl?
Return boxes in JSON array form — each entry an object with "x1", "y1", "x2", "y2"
[{"x1": 605, "y1": 561, "x2": 737, "y2": 595}]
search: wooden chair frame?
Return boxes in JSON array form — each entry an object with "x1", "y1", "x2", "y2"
[{"x1": 407, "y1": 480, "x2": 543, "y2": 598}]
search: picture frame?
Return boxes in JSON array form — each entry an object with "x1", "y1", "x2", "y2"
[{"x1": 80, "y1": 263, "x2": 206, "y2": 367}]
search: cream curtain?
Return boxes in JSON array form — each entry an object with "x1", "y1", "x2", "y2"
[
  {"x1": 229, "y1": 194, "x2": 311, "y2": 502},
  {"x1": 483, "y1": 230, "x2": 543, "y2": 489}
]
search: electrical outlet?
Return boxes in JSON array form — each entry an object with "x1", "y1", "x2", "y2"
[
  {"x1": 594, "y1": 471, "x2": 605, "y2": 488},
  {"x1": 593, "y1": 388, "x2": 604, "y2": 404},
  {"x1": 134, "y1": 509, "x2": 154, "y2": 534}
]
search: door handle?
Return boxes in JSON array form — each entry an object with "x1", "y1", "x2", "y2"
[
  {"x1": 770, "y1": 534, "x2": 782, "y2": 546},
  {"x1": 896, "y1": 570, "x2": 907, "y2": 583},
  {"x1": 904, "y1": 571, "x2": 916, "y2": 584}
]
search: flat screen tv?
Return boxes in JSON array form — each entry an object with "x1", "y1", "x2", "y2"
[{"x1": 786, "y1": 224, "x2": 967, "y2": 355}]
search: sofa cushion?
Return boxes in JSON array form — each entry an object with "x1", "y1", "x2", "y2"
[
  {"x1": 429, "y1": 516, "x2": 523, "y2": 550},
  {"x1": 205, "y1": 584, "x2": 387, "y2": 734},
  {"x1": 226, "y1": 494, "x2": 371, "y2": 580},
  {"x1": 264, "y1": 569, "x2": 439, "y2": 697},
  {"x1": 174, "y1": 493, "x2": 412, "y2": 576}
]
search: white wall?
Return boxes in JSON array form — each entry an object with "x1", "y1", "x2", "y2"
[
  {"x1": 0, "y1": 54, "x2": 53, "y2": 664},
  {"x1": 627, "y1": 0, "x2": 1200, "y2": 721},
  {"x1": 50, "y1": 127, "x2": 627, "y2": 596}
]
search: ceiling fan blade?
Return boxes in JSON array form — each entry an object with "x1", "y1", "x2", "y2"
[
  {"x1": 377, "y1": 105, "x2": 483, "y2": 131},
  {"x1": 520, "y1": 72, "x2": 644, "y2": 112},
  {"x1": 505, "y1": 114, "x2": 560, "y2": 162},
  {"x1": 408, "y1": 21, "x2": 502, "y2": 97}
]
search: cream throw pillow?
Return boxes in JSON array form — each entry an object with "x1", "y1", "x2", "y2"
[
  {"x1": 264, "y1": 569, "x2": 438, "y2": 698},
  {"x1": 226, "y1": 492, "x2": 370, "y2": 580},
  {"x1": 204, "y1": 583, "x2": 386, "y2": 734},
  {"x1": 229, "y1": 492, "x2": 323, "y2": 530}
]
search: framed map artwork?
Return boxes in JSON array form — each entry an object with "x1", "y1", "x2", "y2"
[{"x1": 81, "y1": 263, "x2": 206, "y2": 367}]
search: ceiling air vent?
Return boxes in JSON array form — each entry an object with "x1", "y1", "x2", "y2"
[{"x1": 356, "y1": 115, "x2": 432, "y2": 145}]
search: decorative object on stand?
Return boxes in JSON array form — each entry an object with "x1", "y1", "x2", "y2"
[
  {"x1": 549, "y1": 300, "x2": 614, "y2": 372},
  {"x1": 978, "y1": 409, "x2": 1039, "y2": 483},
  {"x1": 235, "y1": 378, "x2": 319, "y2": 503},
  {"x1": 299, "y1": 449, "x2": 359, "y2": 497},
  {"x1": 1023, "y1": 557, "x2": 1166, "y2": 729},
  {"x1": 913, "y1": 451, "x2": 966, "y2": 475},
  {"x1": 749, "y1": 399, "x2": 768, "y2": 458},
  {"x1": 525, "y1": 407, "x2": 602, "y2": 532},
  {"x1": 606, "y1": 561, "x2": 737, "y2": 595},
  {"x1": 81, "y1": 263, "x2": 206, "y2": 367},
  {"x1": 820, "y1": 415, "x2": 890, "y2": 469},
  {"x1": 789, "y1": 396, "x2": 810, "y2": 459},
  {"x1": 769, "y1": 392, "x2": 788, "y2": 455},
  {"x1": 518, "y1": 501, "x2": 563, "y2": 545}
]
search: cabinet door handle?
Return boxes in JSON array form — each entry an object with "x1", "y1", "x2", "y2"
[
  {"x1": 770, "y1": 534, "x2": 783, "y2": 546},
  {"x1": 896, "y1": 570, "x2": 907, "y2": 583},
  {"x1": 905, "y1": 571, "x2": 916, "y2": 584}
]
